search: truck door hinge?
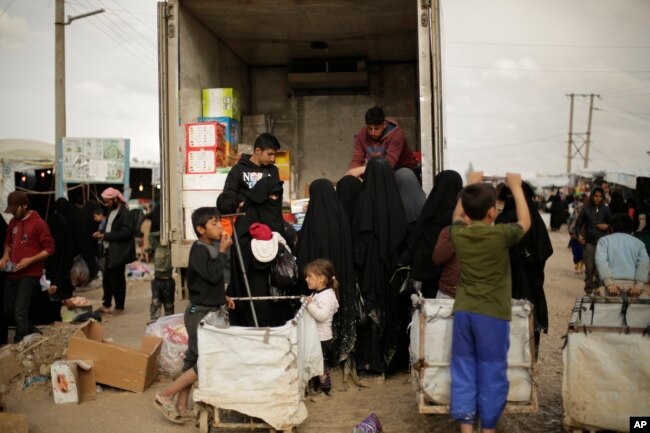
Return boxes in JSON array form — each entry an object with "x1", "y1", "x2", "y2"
[{"x1": 168, "y1": 23, "x2": 175, "y2": 38}]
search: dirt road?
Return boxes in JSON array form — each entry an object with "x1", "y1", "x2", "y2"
[{"x1": 5, "y1": 230, "x2": 583, "y2": 432}]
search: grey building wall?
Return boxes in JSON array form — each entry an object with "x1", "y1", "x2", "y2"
[{"x1": 250, "y1": 63, "x2": 418, "y2": 197}]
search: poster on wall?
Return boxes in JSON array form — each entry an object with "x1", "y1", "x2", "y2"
[{"x1": 61, "y1": 138, "x2": 130, "y2": 183}]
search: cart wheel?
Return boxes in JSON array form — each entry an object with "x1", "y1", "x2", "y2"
[{"x1": 198, "y1": 407, "x2": 210, "y2": 433}]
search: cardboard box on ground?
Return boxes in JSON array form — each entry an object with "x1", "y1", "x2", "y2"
[{"x1": 66, "y1": 321, "x2": 162, "y2": 393}]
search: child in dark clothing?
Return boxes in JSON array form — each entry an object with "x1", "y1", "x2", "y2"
[
  {"x1": 449, "y1": 172, "x2": 531, "y2": 433},
  {"x1": 149, "y1": 230, "x2": 175, "y2": 321},
  {"x1": 154, "y1": 207, "x2": 234, "y2": 424}
]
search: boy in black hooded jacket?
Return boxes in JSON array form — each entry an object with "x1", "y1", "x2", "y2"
[{"x1": 224, "y1": 133, "x2": 281, "y2": 207}]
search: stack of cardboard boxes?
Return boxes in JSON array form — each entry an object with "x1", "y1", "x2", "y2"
[{"x1": 199, "y1": 88, "x2": 241, "y2": 167}]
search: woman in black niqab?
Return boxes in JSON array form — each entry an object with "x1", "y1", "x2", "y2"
[
  {"x1": 32, "y1": 198, "x2": 76, "y2": 324},
  {"x1": 336, "y1": 175, "x2": 363, "y2": 230},
  {"x1": 353, "y1": 157, "x2": 409, "y2": 374},
  {"x1": 228, "y1": 177, "x2": 289, "y2": 327},
  {"x1": 295, "y1": 179, "x2": 357, "y2": 367},
  {"x1": 496, "y1": 182, "x2": 553, "y2": 358},
  {"x1": 406, "y1": 170, "x2": 463, "y2": 297}
]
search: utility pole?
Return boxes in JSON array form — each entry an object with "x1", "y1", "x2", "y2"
[
  {"x1": 54, "y1": 1, "x2": 104, "y2": 197},
  {"x1": 566, "y1": 93, "x2": 599, "y2": 173},
  {"x1": 566, "y1": 93, "x2": 574, "y2": 173},
  {"x1": 55, "y1": 0, "x2": 65, "y2": 153}
]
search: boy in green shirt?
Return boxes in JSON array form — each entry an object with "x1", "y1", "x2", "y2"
[{"x1": 449, "y1": 172, "x2": 530, "y2": 433}]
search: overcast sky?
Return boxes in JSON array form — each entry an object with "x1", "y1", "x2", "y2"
[{"x1": 0, "y1": 0, "x2": 648, "y2": 177}]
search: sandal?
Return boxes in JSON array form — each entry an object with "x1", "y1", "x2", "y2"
[
  {"x1": 177, "y1": 408, "x2": 195, "y2": 422},
  {"x1": 154, "y1": 393, "x2": 184, "y2": 424}
]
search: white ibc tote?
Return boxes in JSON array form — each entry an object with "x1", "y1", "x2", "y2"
[
  {"x1": 193, "y1": 303, "x2": 323, "y2": 432},
  {"x1": 409, "y1": 298, "x2": 538, "y2": 414},
  {"x1": 562, "y1": 296, "x2": 650, "y2": 433}
]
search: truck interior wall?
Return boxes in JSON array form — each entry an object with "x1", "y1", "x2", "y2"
[
  {"x1": 178, "y1": 6, "x2": 250, "y2": 130},
  {"x1": 250, "y1": 63, "x2": 418, "y2": 197}
]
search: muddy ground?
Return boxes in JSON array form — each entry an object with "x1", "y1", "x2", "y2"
[{"x1": 5, "y1": 230, "x2": 589, "y2": 432}]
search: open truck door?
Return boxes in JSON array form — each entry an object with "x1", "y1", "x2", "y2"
[
  {"x1": 157, "y1": 0, "x2": 446, "y2": 268},
  {"x1": 158, "y1": 1, "x2": 186, "y2": 266},
  {"x1": 417, "y1": 0, "x2": 445, "y2": 193}
]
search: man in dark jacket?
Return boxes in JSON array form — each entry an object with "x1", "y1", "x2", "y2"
[
  {"x1": 575, "y1": 186, "x2": 612, "y2": 294},
  {"x1": 93, "y1": 188, "x2": 135, "y2": 314},
  {"x1": 223, "y1": 133, "x2": 281, "y2": 206},
  {"x1": 0, "y1": 191, "x2": 55, "y2": 342},
  {"x1": 346, "y1": 106, "x2": 419, "y2": 179}
]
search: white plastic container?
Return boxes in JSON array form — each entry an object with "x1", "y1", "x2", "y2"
[{"x1": 409, "y1": 298, "x2": 537, "y2": 414}]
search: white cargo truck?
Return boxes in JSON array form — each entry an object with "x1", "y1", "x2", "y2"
[{"x1": 157, "y1": 0, "x2": 445, "y2": 267}]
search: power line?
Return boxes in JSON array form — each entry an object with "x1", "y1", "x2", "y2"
[
  {"x1": 67, "y1": 3, "x2": 156, "y2": 70},
  {"x1": 65, "y1": 0, "x2": 155, "y2": 16},
  {"x1": 79, "y1": 0, "x2": 157, "y2": 63},
  {"x1": 446, "y1": 40, "x2": 650, "y2": 49},
  {"x1": 78, "y1": 0, "x2": 156, "y2": 62},
  {"x1": 445, "y1": 64, "x2": 650, "y2": 74},
  {"x1": 0, "y1": 0, "x2": 15, "y2": 18},
  {"x1": 589, "y1": 145, "x2": 621, "y2": 168},
  {"x1": 92, "y1": 0, "x2": 157, "y2": 49},
  {"x1": 605, "y1": 91, "x2": 650, "y2": 98},
  {"x1": 597, "y1": 100, "x2": 650, "y2": 126},
  {"x1": 598, "y1": 76, "x2": 650, "y2": 95},
  {"x1": 604, "y1": 83, "x2": 650, "y2": 97}
]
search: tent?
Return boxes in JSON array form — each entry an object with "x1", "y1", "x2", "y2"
[{"x1": 0, "y1": 139, "x2": 55, "y2": 220}]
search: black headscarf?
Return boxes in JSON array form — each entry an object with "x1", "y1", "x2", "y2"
[
  {"x1": 353, "y1": 157, "x2": 409, "y2": 373},
  {"x1": 336, "y1": 175, "x2": 363, "y2": 230},
  {"x1": 609, "y1": 191, "x2": 626, "y2": 215},
  {"x1": 228, "y1": 177, "x2": 289, "y2": 327},
  {"x1": 295, "y1": 179, "x2": 356, "y2": 363},
  {"x1": 33, "y1": 198, "x2": 77, "y2": 324},
  {"x1": 496, "y1": 183, "x2": 553, "y2": 356},
  {"x1": 407, "y1": 170, "x2": 463, "y2": 296},
  {"x1": 394, "y1": 168, "x2": 426, "y2": 225}
]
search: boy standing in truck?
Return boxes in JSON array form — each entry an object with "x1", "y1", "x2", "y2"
[
  {"x1": 224, "y1": 132, "x2": 281, "y2": 206},
  {"x1": 346, "y1": 106, "x2": 419, "y2": 179}
]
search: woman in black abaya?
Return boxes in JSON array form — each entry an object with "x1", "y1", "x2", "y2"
[
  {"x1": 336, "y1": 175, "x2": 363, "y2": 230},
  {"x1": 227, "y1": 177, "x2": 289, "y2": 327},
  {"x1": 295, "y1": 178, "x2": 357, "y2": 367},
  {"x1": 32, "y1": 198, "x2": 76, "y2": 324},
  {"x1": 406, "y1": 170, "x2": 463, "y2": 298},
  {"x1": 549, "y1": 194, "x2": 567, "y2": 231},
  {"x1": 353, "y1": 158, "x2": 409, "y2": 374},
  {"x1": 496, "y1": 183, "x2": 553, "y2": 358}
]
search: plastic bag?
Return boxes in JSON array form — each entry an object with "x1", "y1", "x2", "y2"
[
  {"x1": 70, "y1": 255, "x2": 89, "y2": 287},
  {"x1": 270, "y1": 244, "x2": 299, "y2": 288},
  {"x1": 201, "y1": 306, "x2": 230, "y2": 329},
  {"x1": 353, "y1": 413, "x2": 382, "y2": 433},
  {"x1": 145, "y1": 313, "x2": 188, "y2": 375}
]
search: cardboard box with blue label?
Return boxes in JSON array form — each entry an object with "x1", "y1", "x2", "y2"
[{"x1": 199, "y1": 116, "x2": 240, "y2": 165}]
